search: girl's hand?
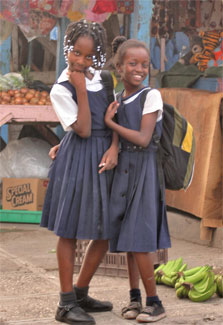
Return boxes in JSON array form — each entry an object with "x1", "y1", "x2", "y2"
[
  {"x1": 49, "y1": 144, "x2": 60, "y2": 160},
  {"x1": 67, "y1": 69, "x2": 86, "y2": 89},
  {"x1": 98, "y1": 146, "x2": 119, "y2": 174},
  {"x1": 104, "y1": 101, "x2": 119, "y2": 127}
]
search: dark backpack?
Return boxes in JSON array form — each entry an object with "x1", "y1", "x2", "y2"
[
  {"x1": 100, "y1": 70, "x2": 115, "y2": 104},
  {"x1": 140, "y1": 88, "x2": 196, "y2": 192}
]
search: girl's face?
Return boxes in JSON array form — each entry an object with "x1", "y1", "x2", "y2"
[
  {"x1": 67, "y1": 36, "x2": 94, "y2": 73},
  {"x1": 118, "y1": 47, "x2": 149, "y2": 94}
]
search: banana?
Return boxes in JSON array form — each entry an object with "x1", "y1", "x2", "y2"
[
  {"x1": 154, "y1": 263, "x2": 165, "y2": 275},
  {"x1": 181, "y1": 265, "x2": 211, "y2": 285},
  {"x1": 161, "y1": 274, "x2": 173, "y2": 287},
  {"x1": 176, "y1": 285, "x2": 185, "y2": 299},
  {"x1": 175, "y1": 280, "x2": 182, "y2": 290},
  {"x1": 173, "y1": 263, "x2": 187, "y2": 284},
  {"x1": 183, "y1": 266, "x2": 203, "y2": 277},
  {"x1": 170, "y1": 274, "x2": 179, "y2": 287},
  {"x1": 215, "y1": 274, "x2": 223, "y2": 298},
  {"x1": 179, "y1": 263, "x2": 187, "y2": 273},
  {"x1": 192, "y1": 270, "x2": 210, "y2": 292},
  {"x1": 198, "y1": 271, "x2": 215, "y2": 293},
  {"x1": 156, "y1": 259, "x2": 175, "y2": 277},
  {"x1": 188, "y1": 283, "x2": 216, "y2": 302},
  {"x1": 171, "y1": 257, "x2": 183, "y2": 273},
  {"x1": 181, "y1": 285, "x2": 189, "y2": 298}
]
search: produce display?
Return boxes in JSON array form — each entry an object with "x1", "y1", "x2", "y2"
[
  {"x1": 0, "y1": 88, "x2": 51, "y2": 105},
  {"x1": 154, "y1": 257, "x2": 223, "y2": 302},
  {"x1": 0, "y1": 67, "x2": 51, "y2": 106}
]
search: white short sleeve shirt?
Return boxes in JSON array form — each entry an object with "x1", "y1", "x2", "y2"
[
  {"x1": 142, "y1": 88, "x2": 163, "y2": 121},
  {"x1": 50, "y1": 68, "x2": 104, "y2": 131}
]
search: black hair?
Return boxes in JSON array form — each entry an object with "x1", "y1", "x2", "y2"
[
  {"x1": 113, "y1": 37, "x2": 150, "y2": 67},
  {"x1": 64, "y1": 19, "x2": 107, "y2": 69},
  {"x1": 111, "y1": 35, "x2": 127, "y2": 56}
]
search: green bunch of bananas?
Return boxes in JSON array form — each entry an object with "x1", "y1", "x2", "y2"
[
  {"x1": 175, "y1": 265, "x2": 217, "y2": 302},
  {"x1": 154, "y1": 257, "x2": 186, "y2": 287},
  {"x1": 215, "y1": 274, "x2": 223, "y2": 298}
]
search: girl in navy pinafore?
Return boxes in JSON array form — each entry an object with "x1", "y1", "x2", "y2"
[
  {"x1": 40, "y1": 20, "x2": 118, "y2": 325},
  {"x1": 104, "y1": 38, "x2": 171, "y2": 323}
]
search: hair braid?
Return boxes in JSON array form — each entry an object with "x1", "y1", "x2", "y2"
[{"x1": 64, "y1": 19, "x2": 107, "y2": 69}]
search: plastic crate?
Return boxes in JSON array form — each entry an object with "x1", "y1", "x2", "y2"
[
  {"x1": 0, "y1": 208, "x2": 42, "y2": 223},
  {"x1": 74, "y1": 240, "x2": 168, "y2": 278}
]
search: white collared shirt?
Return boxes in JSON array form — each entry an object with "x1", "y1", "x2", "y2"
[{"x1": 50, "y1": 67, "x2": 103, "y2": 131}]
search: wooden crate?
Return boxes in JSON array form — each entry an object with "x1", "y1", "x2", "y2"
[{"x1": 74, "y1": 240, "x2": 168, "y2": 278}]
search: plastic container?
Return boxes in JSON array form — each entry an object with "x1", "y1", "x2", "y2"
[{"x1": 0, "y1": 208, "x2": 42, "y2": 223}]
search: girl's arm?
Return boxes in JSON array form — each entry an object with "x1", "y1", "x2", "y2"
[
  {"x1": 49, "y1": 144, "x2": 60, "y2": 160},
  {"x1": 105, "y1": 102, "x2": 158, "y2": 148},
  {"x1": 98, "y1": 131, "x2": 119, "y2": 174},
  {"x1": 68, "y1": 70, "x2": 91, "y2": 138}
]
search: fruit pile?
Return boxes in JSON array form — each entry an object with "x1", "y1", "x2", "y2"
[
  {"x1": 0, "y1": 88, "x2": 51, "y2": 105},
  {"x1": 154, "y1": 257, "x2": 223, "y2": 302},
  {"x1": 0, "y1": 67, "x2": 51, "y2": 106}
]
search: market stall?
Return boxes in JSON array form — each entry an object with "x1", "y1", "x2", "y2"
[
  {"x1": 0, "y1": 0, "x2": 222, "y2": 245},
  {"x1": 160, "y1": 87, "x2": 223, "y2": 240}
]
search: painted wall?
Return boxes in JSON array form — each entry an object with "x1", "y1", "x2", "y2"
[
  {"x1": 130, "y1": 0, "x2": 153, "y2": 85},
  {"x1": 0, "y1": 36, "x2": 11, "y2": 143}
]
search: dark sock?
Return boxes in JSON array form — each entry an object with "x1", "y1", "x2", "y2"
[
  {"x1": 146, "y1": 295, "x2": 162, "y2": 306},
  {"x1": 130, "y1": 288, "x2": 142, "y2": 303},
  {"x1": 59, "y1": 291, "x2": 76, "y2": 306}
]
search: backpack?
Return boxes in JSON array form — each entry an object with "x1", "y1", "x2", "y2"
[
  {"x1": 100, "y1": 70, "x2": 115, "y2": 104},
  {"x1": 140, "y1": 88, "x2": 195, "y2": 192}
]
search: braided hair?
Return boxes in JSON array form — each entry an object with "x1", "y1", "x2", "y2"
[
  {"x1": 64, "y1": 19, "x2": 107, "y2": 69},
  {"x1": 111, "y1": 35, "x2": 127, "y2": 57},
  {"x1": 113, "y1": 37, "x2": 150, "y2": 67}
]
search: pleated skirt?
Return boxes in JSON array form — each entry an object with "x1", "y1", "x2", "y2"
[
  {"x1": 109, "y1": 148, "x2": 171, "y2": 253},
  {"x1": 40, "y1": 130, "x2": 113, "y2": 239}
]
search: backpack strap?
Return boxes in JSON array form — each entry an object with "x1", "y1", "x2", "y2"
[
  {"x1": 140, "y1": 87, "x2": 164, "y2": 201},
  {"x1": 100, "y1": 70, "x2": 115, "y2": 104}
]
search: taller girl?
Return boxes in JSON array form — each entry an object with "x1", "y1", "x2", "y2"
[
  {"x1": 41, "y1": 20, "x2": 118, "y2": 325},
  {"x1": 105, "y1": 38, "x2": 171, "y2": 323}
]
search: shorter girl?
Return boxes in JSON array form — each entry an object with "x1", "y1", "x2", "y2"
[{"x1": 105, "y1": 38, "x2": 171, "y2": 323}]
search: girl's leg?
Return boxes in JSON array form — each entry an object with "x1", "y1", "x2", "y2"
[
  {"x1": 133, "y1": 252, "x2": 166, "y2": 323},
  {"x1": 56, "y1": 237, "x2": 95, "y2": 324},
  {"x1": 57, "y1": 237, "x2": 76, "y2": 292},
  {"x1": 122, "y1": 252, "x2": 142, "y2": 320},
  {"x1": 127, "y1": 252, "x2": 140, "y2": 290},
  {"x1": 76, "y1": 240, "x2": 108, "y2": 287},
  {"x1": 133, "y1": 252, "x2": 156, "y2": 297},
  {"x1": 74, "y1": 240, "x2": 112, "y2": 312}
]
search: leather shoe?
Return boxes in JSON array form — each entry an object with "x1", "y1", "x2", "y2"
[
  {"x1": 55, "y1": 303, "x2": 95, "y2": 325},
  {"x1": 74, "y1": 285, "x2": 113, "y2": 313}
]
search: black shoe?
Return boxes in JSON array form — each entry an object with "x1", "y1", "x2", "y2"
[
  {"x1": 74, "y1": 285, "x2": 113, "y2": 313},
  {"x1": 55, "y1": 303, "x2": 96, "y2": 325},
  {"x1": 136, "y1": 302, "x2": 166, "y2": 323}
]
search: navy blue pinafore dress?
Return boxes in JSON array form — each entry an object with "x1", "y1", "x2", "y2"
[
  {"x1": 40, "y1": 80, "x2": 113, "y2": 240},
  {"x1": 109, "y1": 88, "x2": 171, "y2": 253}
]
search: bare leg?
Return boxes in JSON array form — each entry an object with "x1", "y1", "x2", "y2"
[
  {"x1": 133, "y1": 252, "x2": 156, "y2": 297},
  {"x1": 76, "y1": 240, "x2": 108, "y2": 287},
  {"x1": 74, "y1": 240, "x2": 112, "y2": 312},
  {"x1": 121, "y1": 253, "x2": 142, "y2": 320},
  {"x1": 127, "y1": 252, "x2": 140, "y2": 289},
  {"x1": 57, "y1": 237, "x2": 76, "y2": 292}
]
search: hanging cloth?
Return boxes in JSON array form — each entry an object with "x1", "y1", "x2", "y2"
[{"x1": 92, "y1": 0, "x2": 117, "y2": 14}]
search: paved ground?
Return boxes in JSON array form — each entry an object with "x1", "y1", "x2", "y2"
[{"x1": 0, "y1": 221, "x2": 222, "y2": 325}]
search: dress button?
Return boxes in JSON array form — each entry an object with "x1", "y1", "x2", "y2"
[
  {"x1": 125, "y1": 169, "x2": 128, "y2": 174},
  {"x1": 121, "y1": 193, "x2": 125, "y2": 197}
]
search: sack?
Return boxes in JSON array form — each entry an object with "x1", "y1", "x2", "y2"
[
  {"x1": 100, "y1": 70, "x2": 115, "y2": 104},
  {"x1": 140, "y1": 88, "x2": 195, "y2": 191}
]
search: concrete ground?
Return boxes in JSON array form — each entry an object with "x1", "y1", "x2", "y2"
[{"x1": 0, "y1": 212, "x2": 222, "y2": 325}]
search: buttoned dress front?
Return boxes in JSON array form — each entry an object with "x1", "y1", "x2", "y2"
[{"x1": 109, "y1": 88, "x2": 171, "y2": 253}]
